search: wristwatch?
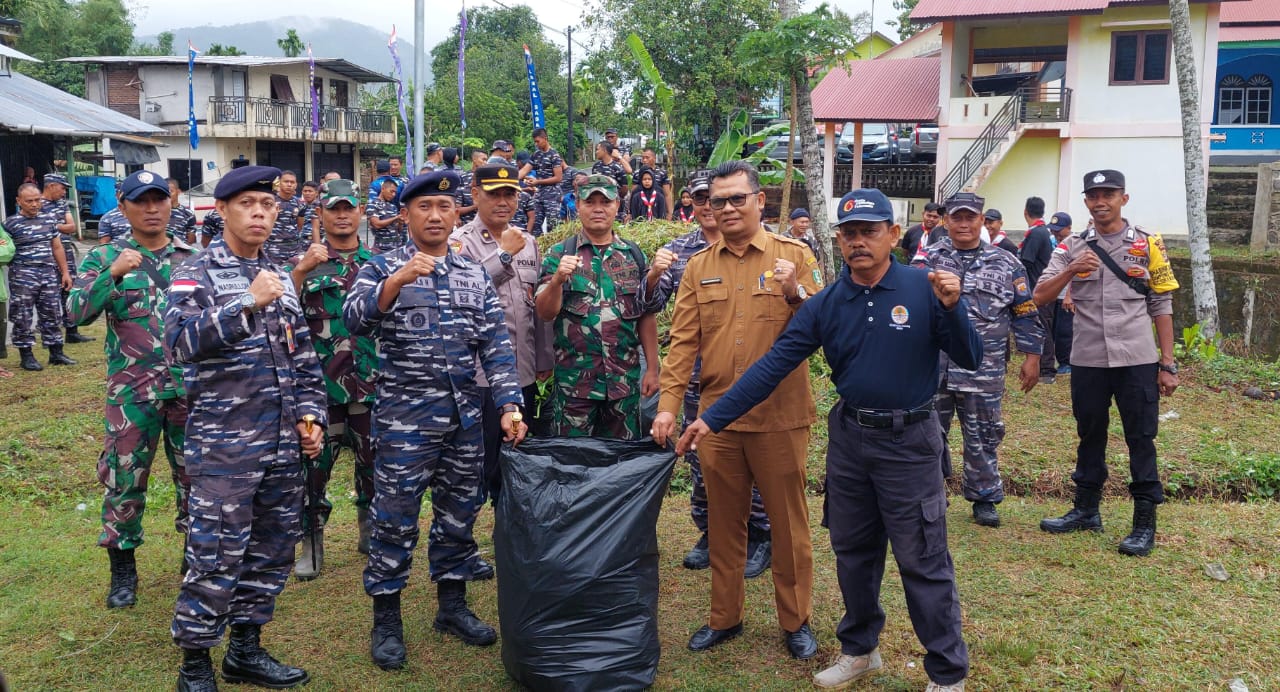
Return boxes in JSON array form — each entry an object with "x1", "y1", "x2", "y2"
[
  {"x1": 1158, "y1": 362, "x2": 1179, "y2": 375},
  {"x1": 787, "y1": 284, "x2": 809, "y2": 305},
  {"x1": 498, "y1": 251, "x2": 514, "y2": 266},
  {"x1": 501, "y1": 403, "x2": 523, "y2": 423},
  {"x1": 237, "y1": 292, "x2": 256, "y2": 314}
]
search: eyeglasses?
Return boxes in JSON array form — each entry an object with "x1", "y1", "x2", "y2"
[
  {"x1": 691, "y1": 192, "x2": 710, "y2": 206},
  {"x1": 708, "y1": 193, "x2": 754, "y2": 210}
]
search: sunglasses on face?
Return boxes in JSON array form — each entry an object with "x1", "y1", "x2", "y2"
[{"x1": 708, "y1": 193, "x2": 755, "y2": 210}]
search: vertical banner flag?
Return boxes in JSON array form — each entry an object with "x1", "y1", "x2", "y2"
[
  {"x1": 388, "y1": 26, "x2": 414, "y2": 171},
  {"x1": 308, "y1": 43, "x2": 320, "y2": 136},
  {"x1": 458, "y1": 5, "x2": 467, "y2": 131},
  {"x1": 524, "y1": 44, "x2": 545, "y2": 129},
  {"x1": 187, "y1": 41, "x2": 199, "y2": 150}
]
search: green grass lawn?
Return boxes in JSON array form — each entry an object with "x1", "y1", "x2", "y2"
[{"x1": 2, "y1": 323, "x2": 1279, "y2": 690}]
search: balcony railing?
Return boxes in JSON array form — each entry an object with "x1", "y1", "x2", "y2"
[{"x1": 208, "y1": 96, "x2": 394, "y2": 134}]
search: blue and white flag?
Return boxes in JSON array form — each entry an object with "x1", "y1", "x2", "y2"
[
  {"x1": 523, "y1": 44, "x2": 544, "y2": 129},
  {"x1": 388, "y1": 26, "x2": 414, "y2": 171},
  {"x1": 187, "y1": 41, "x2": 199, "y2": 150}
]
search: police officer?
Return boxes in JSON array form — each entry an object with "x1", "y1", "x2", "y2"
[
  {"x1": 534, "y1": 174, "x2": 659, "y2": 439},
  {"x1": 451, "y1": 163, "x2": 553, "y2": 508},
  {"x1": 67, "y1": 170, "x2": 196, "y2": 609},
  {"x1": 643, "y1": 169, "x2": 772, "y2": 576},
  {"x1": 343, "y1": 170, "x2": 526, "y2": 670},
  {"x1": 912, "y1": 191, "x2": 1043, "y2": 529},
  {"x1": 263, "y1": 170, "x2": 305, "y2": 264},
  {"x1": 285, "y1": 179, "x2": 378, "y2": 580},
  {"x1": 366, "y1": 178, "x2": 405, "y2": 253},
  {"x1": 517, "y1": 127, "x2": 565, "y2": 236},
  {"x1": 5, "y1": 183, "x2": 75, "y2": 371},
  {"x1": 165, "y1": 165, "x2": 327, "y2": 691},
  {"x1": 42, "y1": 173, "x2": 93, "y2": 344},
  {"x1": 1034, "y1": 169, "x2": 1179, "y2": 557},
  {"x1": 678, "y1": 188, "x2": 980, "y2": 691}
]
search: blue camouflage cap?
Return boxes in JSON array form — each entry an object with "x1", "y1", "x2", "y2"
[
  {"x1": 43, "y1": 173, "x2": 69, "y2": 187},
  {"x1": 120, "y1": 170, "x2": 170, "y2": 201},
  {"x1": 401, "y1": 170, "x2": 462, "y2": 202},
  {"x1": 213, "y1": 165, "x2": 282, "y2": 201}
]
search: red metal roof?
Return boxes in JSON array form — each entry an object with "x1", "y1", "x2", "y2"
[
  {"x1": 810, "y1": 57, "x2": 941, "y2": 123},
  {"x1": 1221, "y1": 24, "x2": 1280, "y2": 40},
  {"x1": 1221, "y1": 0, "x2": 1280, "y2": 25},
  {"x1": 912, "y1": 0, "x2": 1233, "y2": 23}
]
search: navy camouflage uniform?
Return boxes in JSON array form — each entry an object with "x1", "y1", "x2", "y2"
[
  {"x1": 199, "y1": 209, "x2": 224, "y2": 244},
  {"x1": 168, "y1": 204, "x2": 197, "y2": 242},
  {"x1": 646, "y1": 227, "x2": 771, "y2": 536},
  {"x1": 913, "y1": 237, "x2": 1043, "y2": 503},
  {"x1": 344, "y1": 243, "x2": 522, "y2": 594},
  {"x1": 264, "y1": 195, "x2": 305, "y2": 264},
  {"x1": 165, "y1": 237, "x2": 327, "y2": 650},
  {"x1": 526, "y1": 147, "x2": 564, "y2": 236},
  {"x1": 42, "y1": 197, "x2": 79, "y2": 330},
  {"x1": 511, "y1": 191, "x2": 534, "y2": 231},
  {"x1": 456, "y1": 170, "x2": 476, "y2": 226},
  {"x1": 4, "y1": 210, "x2": 67, "y2": 348},
  {"x1": 97, "y1": 208, "x2": 132, "y2": 242},
  {"x1": 365, "y1": 197, "x2": 404, "y2": 253}
]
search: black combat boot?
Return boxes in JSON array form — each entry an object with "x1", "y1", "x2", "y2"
[
  {"x1": 682, "y1": 533, "x2": 710, "y2": 570},
  {"x1": 433, "y1": 580, "x2": 497, "y2": 646},
  {"x1": 221, "y1": 624, "x2": 309, "y2": 688},
  {"x1": 356, "y1": 506, "x2": 372, "y2": 555},
  {"x1": 177, "y1": 647, "x2": 219, "y2": 692},
  {"x1": 1040, "y1": 487, "x2": 1103, "y2": 533},
  {"x1": 106, "y1": 547, "x2": 138, "y2": 608},
  {"x1": 65, "y1": 326, "x2": 94, "y2": 343},
  {"x1": 18, "y1": 347, "x2": 42, "y2": 371},
  {"x1": 972, "y1": 501, "x2": 1001, "y2": 528},
  {"x1": 1117, "y1": 499, "x2": 1157, "y2": 557},
  {"x1": 473, "y1": 557, "x2": 495, "y2": 581},
  {"x1": 744, "y1": 527, "x2": 773, "y2": 580},
  {"x1": 47, "y1": 344, "x2": 77, "y2": 365},
  {"x1": 370, "y1": 593, "x2": 407, "y2": 670}
]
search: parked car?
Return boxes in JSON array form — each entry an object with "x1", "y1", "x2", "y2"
[
  {"x1": 757, "y1": 133, "x2": 854, "y2": 165},
  {"x1": 839, "y1": 122, "x2": 903, "y2": 164},
  {"x1": 908, "y1": 122, "x2": 939, "y2": 163}
]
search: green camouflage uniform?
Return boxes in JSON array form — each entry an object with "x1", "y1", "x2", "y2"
[
  {"x1": 535, "y1": 232, "x2": 652, "y2": 439},
  {"x1": 67, "y1": 236, "x2": 196, "y2": 549}
]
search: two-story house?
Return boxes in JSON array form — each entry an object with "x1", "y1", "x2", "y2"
[
  {"x1": 61, "y1": 55, "x2": 397, "y2": 190},
  {"x1": 1210, "y1": 0, "x2": 1280, "y2": 162},
  {"x1": 912, "y1": 0, "x2": 1227, "y2": 238}
]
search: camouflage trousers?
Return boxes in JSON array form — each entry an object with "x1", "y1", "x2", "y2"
[
  {"x1": 62, "y1": 242, "x2": 77, "y2": 328},
  {"x1": 97, "y1": 397, "x2": 191, "y2": 549},
  {"x1": 684, "y1": 383, "x2": 771, "y2": 536},
  {"x1": 302, "y1": 402, "x2": 375, "y2": 532},
  {"x1": 530, "y1": 192, "x2": 561, "y2": 236},
  {"x1": 172, "y1": 466, "x2": 304, "y2": 650},
  {"x1": 550, "y1": 391, "x2": 643, "y2": 441},
  {"x1": 7, "y1": 264, "x2": 63, "y2": 348},
  {"x1": 363, "y1": 421, "x2": 486, "y2": 596},
  {"x1": 935, "y1": 387, "x2": 1006, "y2": 503}
]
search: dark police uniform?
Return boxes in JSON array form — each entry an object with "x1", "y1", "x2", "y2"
[{"x1": 699, "y1": 189, "x2": 980, "y2": 688}]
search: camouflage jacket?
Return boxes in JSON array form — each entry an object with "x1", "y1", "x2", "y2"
[
  {"x1": 285, "y1": 243, "x2": 377, "y2": 405},
  {"x1": 536, "y1": 231, "x2": 654, "y2": 400},
  {"x1": 264, "y1": 195, "x2": 305, "y2": 263},
  {"x1": 365, "y1": 197, "x2": 405, "y2": 252},
  {"x1": 164, "y1": 238, "x2": 327, "y2": 475},
  {"x1": 342, "y1": 243, "x2": 522, "y2": 431},
  {"x1": 3, "y1": 212, "x2": 59, "y2": 267},
  {"x1": 199, "y1": 209, "x2": 223, "y2": 242},
  {"x1": 511, "y1": 191, "x2": 534, "y2": 231},
  {"x1": 913, "y1": 237, "x2": 1044, "y2": 393},
  {"x1": 527, "y1": 147, "x2": 565, "y2": 199},
  {"x1": 68, "y1": 236, "x2": 196, "y2": 403},
  {"x1": 168, "y1": 205, "x2": 197, "y2": 240},
  {"x1": 456, "y1": 170, "x2": 476, "y2": 225},
  {"x1": 97, "y1": 208, "x2": 131, "y2": 241}
]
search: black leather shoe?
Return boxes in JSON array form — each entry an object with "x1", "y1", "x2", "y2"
[
  {"x1": 785, "y1": 623, "x2": 818, "y2": 660},
  {"x1": 972, "y1": 501, "x2": 1000, "y2": 528},
  {"x1": 371, "y1": 593, "x2": 407, "y2": 670},
  {"x1": 744, "y1": 539, "x2": 772, "y2": 579},
  {"x1": 65, "y1": 328, "x2": 94, "y2": 343},
  {"x1": 221, "y1": 624, "x2": 309, "y2": 688},
  {"x1": 177, "y1": 648, "x2": 218, "y2": 692},
  {"x1": 473, "y1": 557, "x2": 495, "y2": 581},
  {"x1": 687, "y1": 623, "x2": 743, "y2": 652},
  {"x1": 106, "y1": 547, "x2": 137, "y2": 609},
  {"x1": 682, "y1": 534, "x2": 710, "y2": 570},
  {"x1": 433, "y1": 580, "x2": 497, "y2": 646}
]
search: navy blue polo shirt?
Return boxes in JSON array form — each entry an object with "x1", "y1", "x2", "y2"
[{"x1": 701, "y1": 261, "x2": 982, "y2": 432}]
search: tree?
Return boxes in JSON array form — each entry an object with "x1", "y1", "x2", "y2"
[
  {"x1": 206, "y1": 43, "x2": 246, "y2": 56},
  {"x1": 1169, "y1": 0, "x2": 1219, "y2": 336},
  {"x1": 888, "y1": 0, "x2": 925, "y2": 41},
  {"x1": 12, "y1": 0, "x2": 135, "y2": 95},
  {"x1": 277, "y1": 28, "x2": 304, "y2": 58},
  {"x1": 133, "y1": 30, "x2": 174, "y2": 56}
]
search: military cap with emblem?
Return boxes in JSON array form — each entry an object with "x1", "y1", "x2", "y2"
[
  {"x1": 401, "y1": 170, "x2": 462, "y2": 202},
  {"x1": 119, "y1": 170, "x2": 171, "y2": 201},
  {"x1": 473, "y1": 164, "x2": 521, "y2": 192},
  {"x1": 1047, "y1": 211, "x2": 1073, "y2": 231},
  {"x1": 43, "y1": 172, "x2": 69, "y2": 187},
  {"x1": 1083, "y1": 169, "x2": 1125, "y2": 191},
  {"x1": 943, "y1": 191, "x2": 984, "y2": 215},
  {"x1": 320, "y1": 179, "x2": 361, "y2": 208},
  {"x1": 213, "y1": 165, "x2": 283, "y2": 200},
  {"x1": 579, "y1": 174, "x2": 618, "y2": 201},
  {"x1": 687, "y1": 169, "x2": 712, "y2": 194}
]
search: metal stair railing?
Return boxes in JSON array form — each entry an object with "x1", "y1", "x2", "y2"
[{"x1": 937, "y1": 92, "x2": 1021, "y2": 201}]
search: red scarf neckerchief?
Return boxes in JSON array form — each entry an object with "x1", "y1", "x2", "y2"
[
  {"x1": 639, "y1": 190, "x2": 658, "y2": 219},
  {"x1": 678, "y1": 205, "x2": 694, "y2": 222}
]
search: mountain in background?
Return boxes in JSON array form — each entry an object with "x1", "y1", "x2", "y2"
[{"x1": 138, "y1": 15, "x2": 430, "y2": 81}]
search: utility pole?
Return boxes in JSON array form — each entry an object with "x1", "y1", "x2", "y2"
[
  {"x1": 413, "y1": 0, "x2": 425, "y2": 171},
  {"x1": 566, "y1": 26, "x2": 575, "y2": 164}
]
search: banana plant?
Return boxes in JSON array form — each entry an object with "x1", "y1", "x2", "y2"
[
  {"x1": 626, "y1": 33, "x2": 678, "y2": 170},
  {"x1": 708, "y1": 109, "x2": 804, "y2": 185}
]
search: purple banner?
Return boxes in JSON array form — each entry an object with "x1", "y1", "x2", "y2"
[
  {"x1": 388, "y1": 26, "x2": 414, "y2": 172},
  {"x1": 308, "y1": 44, "x2": 320, "y2": 137}
]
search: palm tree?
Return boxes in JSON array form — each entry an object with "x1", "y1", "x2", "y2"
[{"x1": 277, "y1": 28, "x2": 304, "y2": 58}]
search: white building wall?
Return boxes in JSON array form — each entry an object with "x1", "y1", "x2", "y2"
[{"x1": 138, "y1": 66, "x2": 217, "y2": 128}]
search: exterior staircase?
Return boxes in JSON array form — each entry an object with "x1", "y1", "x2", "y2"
[{"x1": 1206, "y1": 167, "x2": 1257, "y2": 245}]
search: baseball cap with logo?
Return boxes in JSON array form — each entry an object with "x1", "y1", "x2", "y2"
[
  {"x1": 1083, "y1": 169, "x2": 1125, "y2": 191},
  {"x1": 836, "y1": 188, "x2": 894, "y2": 224},
  {"x1": 1047, "y1": 211, "x2": 1073, "y2": 231},
  {"x1": 120, "y1": 170, "x2": 171, "y2": 201},
  {"x1": 943, "y1": 191, "x2": 984, "y2": 216},
  {"x1": 320, "y1": 179, "x2": 361, "y2": 208},
  {"x1": 579, "y1": 174, "x2": 618, "y2": 201}
]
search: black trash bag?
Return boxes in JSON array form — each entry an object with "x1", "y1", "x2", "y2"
[{"x1": 495, "y1": 437, "x2": 676, "y2": 691}]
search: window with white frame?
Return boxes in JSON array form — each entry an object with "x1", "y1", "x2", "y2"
[{"x1": 1220, "y1": 74, "x2": 1272, "y2": 125}]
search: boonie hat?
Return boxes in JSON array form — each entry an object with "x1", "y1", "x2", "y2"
[
  {"x1": 579, "y1": 174, "x2": 618, "y2": 201},
  {"x1": 836, "y1": 188, "x2": 894, "y2": 224},
  {"x1": 213, "y1": 165, "x2": 282, "y2": 201},
  {"x1": 1047, "y1": 212, "x2": 1073, "y2": 231},
  {"x1": 119, "y1": 170, "x2": 170, "y2": 201},
  {"x1": 401, "y1": 170, "x2": 462, "y2": 202},
  {"x1": 1083, "y1": 169, "x2": 1125, "y2": 191},
  {"x1": 943, "y1": 191, "x2": 984, "y2": 216},
  {"x1": 320, "y1": 179, "x2": 361, "y2": 208},
  {"x1": 790, "y1": 208, "x2": 810, "y2": 220}
]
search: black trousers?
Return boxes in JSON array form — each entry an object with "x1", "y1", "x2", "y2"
[
  {"x1": 823, "y1": 401, "x2": 969, "y2": 685},
  {"x1": 1037, "y1": 303, "x2": 1056, "y2": 376},
  {"x1": 479, "y1": 384, "x2": 539, "y2": 504},
  {"x1": 1053, "y1": 300, "x2": 1074, "y2": 368},
  {"x1": 1069, "y1": 364, "x2": 1163, "y2": 503}
]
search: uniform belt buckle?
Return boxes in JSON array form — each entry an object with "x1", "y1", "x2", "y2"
[{"x1": 853, "y1": 408, "x2": 892, "y2": 428}]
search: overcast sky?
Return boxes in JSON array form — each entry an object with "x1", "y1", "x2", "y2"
[{"x1": 126, "y1": 0, "x2": 901, "y2": 56}]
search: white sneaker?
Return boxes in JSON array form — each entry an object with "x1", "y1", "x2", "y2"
[
  {"x1": 925, "y1": 680, "x2": 965, "y2": 691},
  {"x1": 813, "y1": 649, "x2": 882, "y2": 689}
]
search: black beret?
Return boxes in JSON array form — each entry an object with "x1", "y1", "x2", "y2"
[
  {"x1": 213, "y1": 165, "x2": 282, "y2": 201},
  {"x1": 401, "y1": 170, "x2": 462, "y2": 202}
]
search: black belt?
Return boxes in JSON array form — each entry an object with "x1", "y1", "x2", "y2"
[{"x1": 843, "y1": 404, "x2": 934, "y2": 429}]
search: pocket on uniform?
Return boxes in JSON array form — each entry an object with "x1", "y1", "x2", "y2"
[
  {"x1": 751, "y1": 285, "x2": 789, "y2": 321},
  {"x1": 695, "y1": 284, "x2": 729, "y2": 328},
  {"x1": 186, "y1": 503, "x2": 224, "y2": 574},
  {"x1": 920, "y1": 494, "x2": 949, "y2": 558}
]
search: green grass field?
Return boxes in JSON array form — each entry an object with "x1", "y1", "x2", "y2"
[{"x1": 2, "y1": 322, "x2": 1279, "y2": 690}]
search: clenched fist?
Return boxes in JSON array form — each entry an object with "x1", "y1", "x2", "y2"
[
  {"x1": 295, "y1": 243, "x2": 329, "y2": 274},
  {"x1": 1069, "y1": 249, "x2": 1101, "y2": 277},
  {"x1": 391, "y1": 253, "x2": 437, "y2": 287},
  {"x1": 648, "y1": 248, "x2": 676, "y2": 279},
  {"x1": 928, "y1": 270, "x2": 962, "y2": 309},
  {"x1": 499, "y1": 226, "x2": 527, "y2": 256},
  {"x1": 553, "y1": 254, "x2": 581, "y2": 285},
  {"x1": 109, "y1": 248, "x2": 144, "y2": 279},
  {"x1": 248, "y1": 270, "x2": 285, "y2": 310}
]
